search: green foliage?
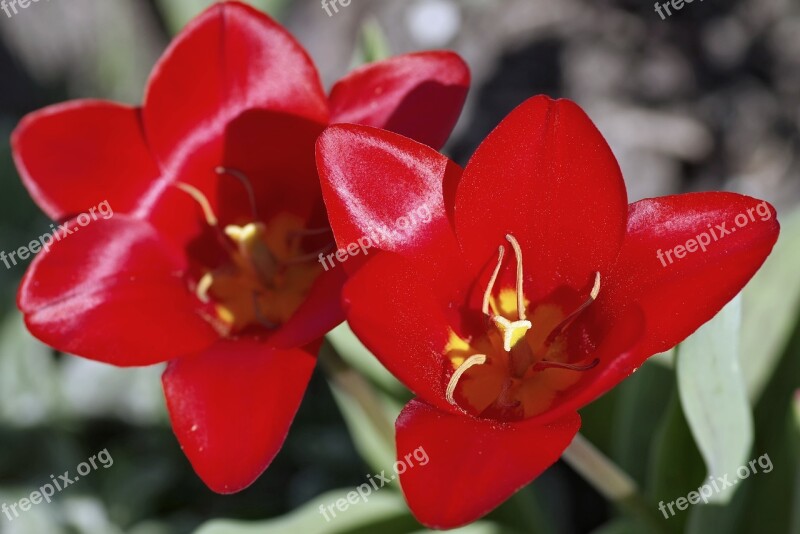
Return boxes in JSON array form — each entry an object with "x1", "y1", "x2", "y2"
[{"x1": 677, "y1": 295, "x2": 753, "y2": 504}]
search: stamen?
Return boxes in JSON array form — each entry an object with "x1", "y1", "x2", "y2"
[
  {"x1": 224, "y1": 223, "x2": 262, "y2": 245},
  {"x1": 216, "y1": 167, "x2": 259, "y2": 219},
  {"x1": 545, "y1": 272, "x2": 601, "y2": 346},
  {"x1": 251, "y1": 292, "x2": 278, "y2": 329},
  {"x1": 505, "y1": 235, "x2": 527, "y2": 320},
  {"x1": 590, "y1": 270, "x2": 601, "y2": 300},
  {"x1": 482, "y1": 246, "x2": 505, "y2": 316},
  {"x1": 174, "y1": 183, "x2": 218, "y2": 226},
  {"x1": 534, "y1": 358, "x2": 599, "y2": 372},
  {"x1": 446, "y1": 354, "x2": 487, "y2": 406},
  {"x1": 196, "y1": 272, "x2": 214, "y2": 303},
  {"x1": 492, "y1": 316, "x2": 533, "y2": 352}
]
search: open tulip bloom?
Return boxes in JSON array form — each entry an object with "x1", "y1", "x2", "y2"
[
  {"x1": 10, "y1": 1, "x2": 469, "y2": 493},
  {"x1": 316, "y1": 95, "x2": 780, "y2": 528}
]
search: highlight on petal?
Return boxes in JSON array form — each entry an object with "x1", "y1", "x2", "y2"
[
  {"x1": 11, "y1": 100, "x2": 160, "y2": 221},
  {"x1": 143, "y1": 0, "x2": 328, "y2": 171},
  {"x1": 329, "y1": 51, "x2": 470, "y2": 149},
  {"x1": 162, "y1": 339, "x2": 317, "y2": 493},
  {"x1": 315, "y1": 124, "x2": 462, "y2": 268},
  {"x1": 18, "y1": 215, "x2": 219, "y2": 366},
  {"x1": 455, "y1": 95, "x2": 628, "y2": 300},
  {"x1": 396, "y1": 399, "x2": 581, "y2": 529},
  {"x1": 600, "y1": 192, "x2": 780, "y2": 359}
]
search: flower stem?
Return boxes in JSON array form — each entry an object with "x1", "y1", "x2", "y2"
[
  {"x1": 318, "y1": 342, "x2": 395, "y2": 446},
  {"x1": 561, "y1": 433, "x2": 669, "y2": 533}
]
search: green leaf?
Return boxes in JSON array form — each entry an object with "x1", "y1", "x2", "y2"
[
  {"x1": 320, "y1": 341, "x2": 402, "y2": 474},
  {"x1": 791, "y1": 392, "x2": 800, "y2": 534},
  {"x1": 410, "y1": 522, "x2": 507, "y2": 534},
  {"x1": 326, "y1": 323, "x2": 407, "y2": 399},
  {"x1": 612, "y1": 360, "x2": 675, "y2": 488},
  {"x1": 735, "y1": 318, "x2": 800, "y2": 533},
  {"x1": 741, "y1": 208, "x2": 800, "y2": 402},
  {"x1": 156, "y1": 0, "x2": 291, "y2": 35},
  {"x1": 647, "y1": 393, "x2": 704, "y2": 532},
  {"x1": 353, "y1": 18, "x2": 391, "y2": 66},
  {"x1": 0, "y1": 312, "x2": 60, "y2": 425},
  {"x1": 591, "y1": 520, "x2": 648, "y2": 534},
  {"x1": 676, "y1": 295, "x2": 752, "y2": 504},
  {"x1": 193, "y1": 489, "x2": 418, "y2": 534}
]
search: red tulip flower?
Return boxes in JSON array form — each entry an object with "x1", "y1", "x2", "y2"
[
  {"x1": 11, "y1": 1, "x2": 469, "y2": 493},
  {"x1": 315, "y1": 95, "x2": 780, "y2": 528}
]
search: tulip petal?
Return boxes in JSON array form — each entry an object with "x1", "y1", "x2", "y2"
[
  {"x1": 219, "y1": 110, "x2": 326, "y2": 226},
  {"x1": 11, "y1": 100, "x2": 160, "y2": 221},
  {"x1": 455, "y1": 96, "x2": 628, "y2": 300},
  {"x1": 270, "y1": 265, "x2": 347, "y2": 349},
  {"x1": 600, "y1": 192, "x2": 779, "y2": 360},
  {"x1": 396, "y1": 399, "x2": 580, "y2": 529},
  {"x1": 18, "y1": 216, "x2": 218, "y2": 366},
  {"x1": 315, "y1": 124, "x2": 465, "y2": 286},
  {"x1": 329, "y1": 51, "x2": 470, "y2": 149},
  {"x1": 142, "y1": 1, "x2": 327, "y2": 174},
  {"x1": 343, "y1": 252, "x2": 473, "y2": 413},
  {"x1": 162, "y1": 339, "x2": 316, "y2": 493}
]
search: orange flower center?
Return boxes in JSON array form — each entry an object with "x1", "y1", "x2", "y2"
[
  {"x1": 176, "y1": 171, "x2": 329, "y2": 336},
  {"x1": 444, "y1": 234, "x2": 600, "y2": 420}
]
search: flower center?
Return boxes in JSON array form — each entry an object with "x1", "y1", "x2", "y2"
[
  {"x1": 444, "y1": 234, "x2": 601, "y2": 420},
  {"x1": 177, "y1": 169, "x2": 332, "y2": 336}
]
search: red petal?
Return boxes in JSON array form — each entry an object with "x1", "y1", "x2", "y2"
[
  {"x1": 343, "y1": 252, "x2": 467, "y2": 414},
  {"x1": 218, "y1": 110, "x2": 326, "y2": 226},
  {"x1": 601, "y1": 192, "x2": 780, "y2": 358},
  {"x1": 269, "y1": 265, "x2": 347, "y2": 349},
  {"x1": 142, "y1": 1, "x2": 327, "y2": 172},
  {"x1": 329, "y1": 51, "x2": 470, "y2": 149},
  {"x1": 18, "y1": 216, "x2": 218, "y2": 366},
  {"x1": 396, "y1": 399, "x2": 580, "y2": 529},
  {"x1": 455, "y1": 96, "x2": 628, "y2": 300},
  {"x1": 162, "y1": 339, "x2": 316, "y2": 493},
  {"x1": 11, "y1": 100, "x2": 160, "y2": 221},
  {"x1": 315, "y1": 124, "x2": 465, "y2": 286}
]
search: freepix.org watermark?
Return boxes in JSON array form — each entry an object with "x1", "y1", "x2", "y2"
[
  {"x1": 656, "y1": 201, "x2": 772, "y2": 268},
  {"x1": 658, "y1": 453, "x2": 773, "y2": 519},
  {"x1": 321, "y1": 0, "x2": 350, "y2": 17},
  {"x1": 1, "y1": 448, "x2": 113, "y2": 522},
  {"x1": 318, "y1": 446, "x2": 429, "y2": 522},
  {"x1": 1, "y1": 0, "x2": 51, "y2": 19},
  {"x1": 654, "y1": 0, "x2": 703, "y2": 20},
  {"x1": 317, "y1": 203, "x2": 433, "y2": 271},
  {"x1": 0, "y1": 200, "x2": 113, "y2": 270}
]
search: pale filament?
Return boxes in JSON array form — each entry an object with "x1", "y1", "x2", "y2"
[
  {"x1": 216, "y1": 166, "x2": 259, "y2": 220},
  {"x1": 446, "y1": 354, "x2": 487, "y2": 406},
  {"x1": 481, "y1": 246, "x2": 505, "y2": 316},
  {"x1": 544, "y1": 271, "x2": 601, "y2": 346},
  {"x1": 505, "y1": 234, "x2": 527, "y2": 321}
]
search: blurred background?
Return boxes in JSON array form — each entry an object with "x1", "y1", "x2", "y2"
[{"x1": 0, "y1": 0, "x2": 798, "y2": 533}]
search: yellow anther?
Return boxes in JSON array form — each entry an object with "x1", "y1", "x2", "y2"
[
  {"x1": 446, "y1": 354, "x2": 487, "y2": 406},
  {"x1": 216, "y1": 305, "x2": 235, "y2": 326},
  {"x1": 224, "y1": 223, "x2": 264, "y2": 246},
  {"x1": 492, "y1": 315, "x2": 533, "y2": 352},
  {"x1": 196, "y1": 272, "x2": 214, "y2": 303}
]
